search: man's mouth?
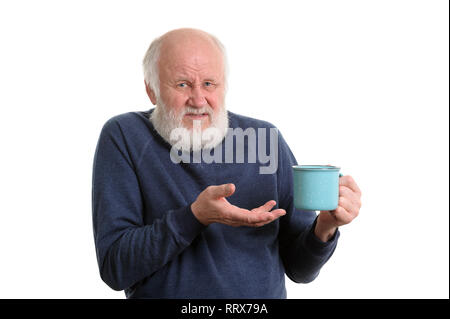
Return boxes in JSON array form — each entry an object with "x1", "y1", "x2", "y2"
[{"x1": 184, "y1": 113, "x2": 209, "y2": 120}]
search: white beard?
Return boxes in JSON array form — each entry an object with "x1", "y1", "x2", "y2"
[{"x1": 150, "y1": 99, "x2": 229, "y2": 152}]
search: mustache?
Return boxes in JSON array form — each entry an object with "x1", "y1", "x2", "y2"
[{"x1": 182, "y1": 106, "x2": 213, "y2": 116}]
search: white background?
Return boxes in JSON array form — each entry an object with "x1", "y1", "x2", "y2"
[{"x1": 0, "y1": 0, "x2": 448, "y2": 299}]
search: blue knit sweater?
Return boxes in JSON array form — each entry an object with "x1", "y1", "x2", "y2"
[{"x1": 92, "y1": 109, "x2": 339, "y2": 298}]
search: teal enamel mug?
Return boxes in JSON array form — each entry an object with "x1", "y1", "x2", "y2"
[{"x1": 293, "y1": 165, "x2": 342, "y2": 211}]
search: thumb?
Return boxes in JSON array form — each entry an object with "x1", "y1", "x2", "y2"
[{"x1": 209, "y1": 183, "x2": 235, "y2": 199}]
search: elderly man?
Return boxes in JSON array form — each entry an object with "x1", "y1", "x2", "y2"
[{"x1": 92, "y1": 28, "x2": 361, "y2": 298}]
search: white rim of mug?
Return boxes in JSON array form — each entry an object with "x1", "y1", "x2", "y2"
[{"x1": 292, "y1": 165, "x2": 341, "y2": 171}]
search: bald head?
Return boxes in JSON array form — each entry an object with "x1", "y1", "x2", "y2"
[{"x1": 160, "y1": 28, "x2": 222, "y2": 52}]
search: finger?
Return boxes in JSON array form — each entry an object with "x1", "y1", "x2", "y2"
[
  {"x1": 339, "y1": 175, "x2": 362, "y2": 196},
  {"x1": 207, "y1": 183, "x2": 236, "y2": 199},
  {"x1": 339, "y1": 186, "x2": 362, "y2": 208},
  {"x1": 337, "y1": 196, "x2": 358, "y2": 218},
  {"x1": 225, "y1": 206, "x2": 285, "y2": 227},
  {"x1": 251, "y1": 211, "x2": 285, "y2": 227},
  {"x1": 332, "y1": 206, "x2": 354, "y2": 225},
  {"x1": 251, "y1": 209, "x2": 286, "y2": 226},
  {"x1": 266, "y1": 208, "x2": 286, "y2": 220},
  {"x1": 252, "y1": 200, "x2": 277, "y2": 214}
]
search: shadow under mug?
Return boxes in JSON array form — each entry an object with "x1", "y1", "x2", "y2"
[{"x1": 293, "y1": 165, "x2": 342, "y2": 211}]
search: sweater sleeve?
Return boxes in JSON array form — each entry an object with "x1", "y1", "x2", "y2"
[
  {"x1": 92, "y1": 118, "x2": 206, "y2": 291},
  {"x1": 276, "y1": 130, "x2": 340, "y2": 283}
]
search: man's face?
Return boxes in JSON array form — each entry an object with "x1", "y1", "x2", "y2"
[{"x1": 157, "y1": 36, "x2": 226, "y2": 130}]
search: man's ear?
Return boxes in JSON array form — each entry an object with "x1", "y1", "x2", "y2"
[{"x1": 145, "y1": 81, "x2": 157, "y2": 105}]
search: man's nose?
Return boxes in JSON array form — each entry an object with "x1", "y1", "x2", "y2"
[{"x1": 187, "y1": 85, "x2": 207, "y2": 107}]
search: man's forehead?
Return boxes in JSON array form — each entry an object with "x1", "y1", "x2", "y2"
[
  {"x1": 161, "y1": 43, "x2": 221, "y2": 63},
  {"x1": 160, "y1": 48, "x2": 224, "y2": 79},
  {"x1": 166, "y1": 64, "x2": 223, "y2": 80}
]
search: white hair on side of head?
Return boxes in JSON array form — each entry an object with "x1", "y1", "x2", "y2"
[
  {"x1": 142, "y1": 36, "x2": 163, "y2": 99},
  {"x1": 142, "y1": 30, "x2": 229, "y2": 100},
  {"x1": 208, "y1": 34, "x2": 229, "y2": 93}
]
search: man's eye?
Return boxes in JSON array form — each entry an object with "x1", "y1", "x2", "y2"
[
  {"x1": 204, "y1": 81, "x2": 214, "y2": 87},
  {"x1": 177, "y1": 83, "x2": 188, "y2": 88}
]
